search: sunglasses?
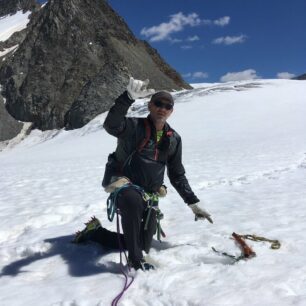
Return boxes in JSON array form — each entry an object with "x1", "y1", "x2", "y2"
[{"x1": 153, "y1": 100, "x2": 174, "y2": 110}]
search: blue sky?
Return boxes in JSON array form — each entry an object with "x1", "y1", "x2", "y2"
[
  {"x1": 107, "y1": 0, "x2": 306, "y2": 83},
  {"x1": 38, "y1": 0, "x2": 306, "y2": 83}
]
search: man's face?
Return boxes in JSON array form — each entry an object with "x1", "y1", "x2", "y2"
[{"x1": 148, "y1": 99, "x2": 174, "y2": 124}]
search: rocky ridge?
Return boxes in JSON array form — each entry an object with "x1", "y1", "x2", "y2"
[
  {"x1": 0, "y1": 0, "x2": 40, "y2": 141},
  {"x1": 293, "y1": 73, "x2": 306, "y2": 80}
]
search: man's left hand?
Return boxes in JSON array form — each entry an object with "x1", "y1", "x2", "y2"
[{"x1": 189, "y1": 203, "x2": 213, "y2": 223}]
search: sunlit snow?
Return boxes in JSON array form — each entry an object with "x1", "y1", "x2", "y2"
[
  {"x1": 0, "y1": 44, "x2": 18, "y2": 57},
  {"x1": 0, "y1": 10, "x2": 31, "y2": 42},
  {"x1": 0, "y1": 80, "x2": 306, "y2": 306}
]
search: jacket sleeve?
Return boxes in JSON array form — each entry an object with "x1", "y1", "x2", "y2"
[
  {"x1": 167, "y1": 136, "x2": 199, "y2": 205},
  {"x1": 103, "y1": 91, "x2": 137, "y2": 138}
]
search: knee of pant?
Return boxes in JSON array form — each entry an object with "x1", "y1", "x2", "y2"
[{"x1": 117, "y1": 188, "x2": 144, "y2": 212}]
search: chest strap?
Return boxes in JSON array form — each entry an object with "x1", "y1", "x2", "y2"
[{"x1": 138, "y1": 119, "x2": 151, "y2": 153}]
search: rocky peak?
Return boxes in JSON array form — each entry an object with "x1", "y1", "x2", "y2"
[
  {"x1": 293, "y1": 73, "x2": 306, "y2": 80},
  {"x1": 0, "y1": 0, "x2": 191, "y2": 131}
]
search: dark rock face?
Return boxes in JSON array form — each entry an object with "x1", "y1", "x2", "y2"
[
  {"x1": 0, "y1": 0, "x2": 38, "y2": 17},
  {"x1": 0, "y1": 0, "x2": 192, "y2": 131},
  {"x1": 0, "y1": 29, "x2": 28, "y2": 52},
  {"x1": 293, "y1": 73, "x2": 306, "y2": 80},
  {"x1": 0, "y1": 95, "x2": 23, "y2": 141},
  {"x1": 0, "y1": 1, "x2": 38, "y2": 141}
]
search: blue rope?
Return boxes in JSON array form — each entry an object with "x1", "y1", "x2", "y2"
[{"x1": 107, "y1": 184, "x2": 144, "y2": 222}]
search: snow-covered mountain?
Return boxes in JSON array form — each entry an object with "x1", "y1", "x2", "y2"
[
  {"x1": 0, "y1": 0, "x2": 190, "y2": 133},
  {"x1": 0, "y1": 79, "x2": 305, "y2": 306},
  {"x1": 294, "y1": 73, "x2": 306, "y2": 80}
]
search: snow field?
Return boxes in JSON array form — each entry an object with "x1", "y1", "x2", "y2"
[{"x1": 0, "y1": 80, "x2": 306, "y2": 305}]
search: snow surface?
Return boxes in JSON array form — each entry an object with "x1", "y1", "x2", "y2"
[
  {"x1": 0, "y1": 44, "x2": 18, "y2": 57},
  {"x1": 0, "y1": 10, "x2": 31, "y2": 42},
  {"x1": 0, "y1": 80, "x2": 306, "y2": 306}
]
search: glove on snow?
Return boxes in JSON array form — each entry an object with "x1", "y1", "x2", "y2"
[
  {"x1": 126, "y1": 77, "x2": 155, "y2": 100},
  {"x1": 189, "y1": 203, "x2": 213, "y2": 223}
]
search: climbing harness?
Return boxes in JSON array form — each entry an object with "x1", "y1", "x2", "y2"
[
  {"x1": 143, "y1": 192, "x2": 166, "y2": 242},
  {"x1": 107, "y1": 184, "x2": 166, "y2": 242},
  {"x1": 106, "y1": 183, "x2": 141, "y2": 221}
]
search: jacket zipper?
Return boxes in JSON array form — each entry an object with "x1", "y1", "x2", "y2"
[{"x1": 154, "y1": 142, "x2": 159, "y2": 160}]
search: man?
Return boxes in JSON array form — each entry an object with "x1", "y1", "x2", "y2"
[{"x1": 74, "y1": 77, "x2": 212, "y2": 271}]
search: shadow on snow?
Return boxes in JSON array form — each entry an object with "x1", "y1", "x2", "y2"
[
  {"x1": 0, "y1": 234, "x2": 123, "y2": 277},
  {"x1": 0, "y1": 235, "x2": 234, "y2": 278}
]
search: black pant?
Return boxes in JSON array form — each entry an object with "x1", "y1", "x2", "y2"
[{"x1": 91, "y1": 187, "x2": 157, "y2": 264}]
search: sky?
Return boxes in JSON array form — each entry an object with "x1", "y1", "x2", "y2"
[{"x1": 105, "y1": 0, "x2": 306, "y2": 83}]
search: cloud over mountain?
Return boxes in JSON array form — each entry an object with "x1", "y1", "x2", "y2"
[
  {"x1": 141, "y1": 12, "x2": 201, "y2": 42},
  {"x1": 220, "y1": 69, "x2": 260, "y2": 82},
  {"x1": 277, "y1": 72, "x2": 296, "y2": 79}
]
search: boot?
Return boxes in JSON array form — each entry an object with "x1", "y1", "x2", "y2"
[{"x1": 72, "y1": 216, "x2": 102, "y2": 243}]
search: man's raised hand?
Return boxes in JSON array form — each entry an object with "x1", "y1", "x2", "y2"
[{"x1": 126, "y1": 77, "x2": 155, "y2": 100}]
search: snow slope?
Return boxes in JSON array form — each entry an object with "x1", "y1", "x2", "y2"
[
  {"x1": 0, "y1": 10, "x2": 31, "y2": 42},
  {"x1": 0, "y1": 80, "x2": 306, "y2": 306}
]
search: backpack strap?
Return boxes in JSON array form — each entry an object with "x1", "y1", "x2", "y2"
[
  {"x1": 137, "y1": 119, "x2": 176, "y2": 157},
  {"x1": 137, "y1": 118, "x2": 151, "y2": 152}
]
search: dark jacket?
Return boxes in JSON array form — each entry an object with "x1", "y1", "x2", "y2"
[{"x1": 103, "y1": 91, "x2": 199, "y2": 205}]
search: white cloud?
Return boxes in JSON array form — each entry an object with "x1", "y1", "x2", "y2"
[
  {"x1": 212, "y1": 35, "x2": 247, "y2": 45},
  {"x1": 170, "y1": 38, "x2": 183, "y2": 43},
  {"x1": 202, "y1": 19, "x2": 212, "y2": 25},
  {"x1": 277, "y1": 72, "x2": 295, "y2": 79},
  {"x1": 141, "y1": 13, "x2": 230, "y2": 42},
  {"x1": 181, "y1": 45, "x2": 193, "y2": 50},
  {"x1": 220, "y1": 69, "x2": 260, "y2": 82},
  {"x1": 140, "y1": 12, "x2": 201, "y2": 42},
  {"x1": 187, "y1": 35, "x2": 200, "y2": 42},
  {"x1": 183, "y1": 71, "x2": 209, "y2": 79},
  {"x1": 213, "y1": 16, "x2": 230, "y2": 26},
  {"x1": 200, "y1": 16, "x2": 230, "y2": 26},
  {"x1": 193, "y1": 71, "x2": 209, "y2": 78}
]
